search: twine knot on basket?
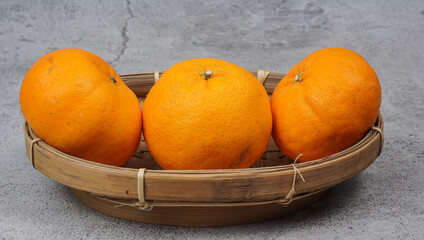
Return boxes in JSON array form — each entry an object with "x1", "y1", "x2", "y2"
[
  {"x1": 277, "y1": 154, "x2": 306, "y2": 206},
  {"x1": 153, "y1": 71, "x2": 160, "y2": 83},
  {"x1": 371, "y1": 126, "x2": 384, "y2": 156},
  {"x1": 29, "y1": 137, "x2": 43, "y2": 169},
  {"x1": 256, "y1": 70, "x2": 270, "y2": 85},
  {"x1": 113, "y1": 168, "x2": 153, "y2": 211},
  {"x1": 135, "y1": 168, "x2": 152, "y2": 210}
]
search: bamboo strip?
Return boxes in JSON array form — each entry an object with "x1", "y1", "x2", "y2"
[
  {"x1": 71, "y1": 187, "x2": 330, "y2": 227},
  {"x1": 24, "y1": 112, "x2": 382, "y2": 202}
]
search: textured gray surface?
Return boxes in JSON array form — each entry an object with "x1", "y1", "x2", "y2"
[{"x1": 1, "y1": 0, "x2": 424, "y2": 239}]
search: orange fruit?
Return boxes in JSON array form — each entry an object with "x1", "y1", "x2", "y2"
[
  {"x1": 271, "y1": 48, "x2": 381, "y2": 162},
  {"x1": 142, "y1": 58, "x2": 272, "y2": 170},
  {"x1": 20, "y1": 49, "x2": 142, "y2": 166}
]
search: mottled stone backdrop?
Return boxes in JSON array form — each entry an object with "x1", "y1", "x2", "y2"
[{"x1": 1, "y1": 1, "x2": 423, "y2": 239}]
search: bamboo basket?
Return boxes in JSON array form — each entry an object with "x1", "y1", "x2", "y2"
[{"x1": 24, "y1": 71, "x2": 384, "y2": 227}]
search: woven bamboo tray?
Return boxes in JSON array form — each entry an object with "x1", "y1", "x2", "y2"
[{"x1": 24, "y1": 71, "x2": 384, "y2": 227}]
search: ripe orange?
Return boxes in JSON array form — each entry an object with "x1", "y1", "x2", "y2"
[
  {"x1": 271, "y1": 48, "x2": 381, "y2": 162},
  {"x1": 20, "y1": 49, "x2": 142, "y2": 166},
  {"x1": 142, "y1": 58, "x2": 272, "y2": 170}
]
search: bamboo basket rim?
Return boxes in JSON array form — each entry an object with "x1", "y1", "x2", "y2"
[
  {"x1": 24, "y1": 70, "x2": 384, "y2": 204},
  {"x1": 25, "y1": 113, "x2": 383, "y2": 173}
]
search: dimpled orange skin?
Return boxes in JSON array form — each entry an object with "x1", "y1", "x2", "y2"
[
  {"x1": 271, "y1": 48, "x2": 381, "y2": 162},
  {"x1": 142, "y1": 58, "x2": 272, "y2": 170},
  {"x1": 19, "y1": 49, "x2": 142, "y2": 166}
]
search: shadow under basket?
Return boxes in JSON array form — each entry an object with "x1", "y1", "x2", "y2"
[{"x1": 24, "y1": 71, "x2": 384, "y2": 227}]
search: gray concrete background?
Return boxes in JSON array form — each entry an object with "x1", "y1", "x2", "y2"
[{"x1": 1, "y1": 0, "x2": 423, "y2": 239}]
